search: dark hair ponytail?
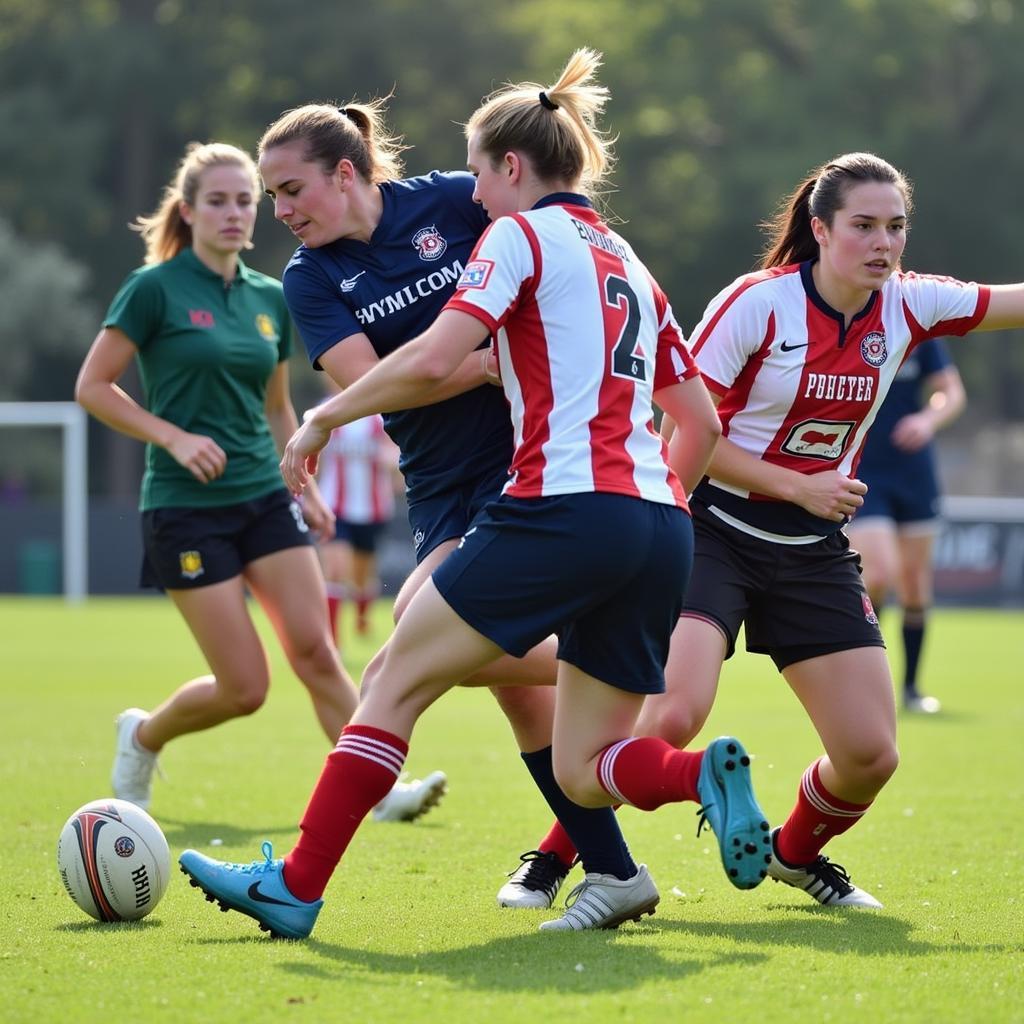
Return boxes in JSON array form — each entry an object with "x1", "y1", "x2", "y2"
[{"x1": 760, "y1": 152, "x2": 912, "y2": 269}]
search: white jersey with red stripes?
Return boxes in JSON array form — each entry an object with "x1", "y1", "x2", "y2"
[
  {"x1": 318, "y1": 415, "x2": 397, "y2": 524},
  {"x1": 445, "y1": 194, "x2": 697, "y2": 508},
  {"x1": 688, "y1": 260, "x2": 989, "y2": 539}
]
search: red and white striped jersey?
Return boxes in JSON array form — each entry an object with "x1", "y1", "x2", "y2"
[
  {"x1": 318, "y1": 415, "x2": 397, "y2": 524},
  {"x1": 689, "y1": 261, "x2": 989, "y2": 540},
  {"x1": 445, "y1": 196, "x2": 697, "y2": 508}
]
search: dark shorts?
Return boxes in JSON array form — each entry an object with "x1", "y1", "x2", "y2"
[
  {"x1": 407, "y1": 462, "x2": 511, "y2": 564},
  {"x1": 333, "y1": 520, "x2": 385, "y2": 553},
  {"x1": 855, "y1": 465, "x2": 941, "y2": 527},
  {"x1": 682, "y1": 502, "x2": 885, "y2": 671},
  {"x1": 140, "y1": 488, "x2": 313, "y2": 591},
  {"x1": 432, "y1": 492, "x2": 693, "y2": 694}
]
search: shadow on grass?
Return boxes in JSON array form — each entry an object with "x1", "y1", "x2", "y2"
[
  {"x1": 155, "y1": 817, "x2": 297, "y2": 848},
  {"x1": 54, "y1": 917, "x2": 164, "y2": 934},
  {"x1": 156, "y1": 817, "x2": 449, "y2": 850},
  {"x1": 216, "y1": 929, "x2": 770, "y2": 993},
  {"x1": 658, "y1": 910, "x2": 1011, "y2": 958}
]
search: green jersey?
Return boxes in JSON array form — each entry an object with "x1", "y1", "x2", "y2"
[{"x1": 104, "y1": 249, "x2": 293, "y2": 510}]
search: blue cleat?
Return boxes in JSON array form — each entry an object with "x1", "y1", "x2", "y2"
[
  {"x1": 695, "y1": 736, "x2": 771, "y2": 890},
  {"x1": 179, "y1": 841, "x2": 322, "y2": 939}
]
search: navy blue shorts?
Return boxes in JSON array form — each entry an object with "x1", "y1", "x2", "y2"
[
  {"x1": 855, "y1": 461, "x2": 941, "y2": 527},
  {"x1": 140, "y1": 488, "x2": 313, "y2": 591},
  {"x1": 407, "y1": 462, "x2": 511, "y2": 564},
  {"x1": 432, "y1": 492, "x2": 693, "y2": 694},
  {"x1": 334, "y1": 519, "x2": 385, "y2": 553},
  {"x1": 682, "y1": 501, "x2": 884, "y2": 671}
]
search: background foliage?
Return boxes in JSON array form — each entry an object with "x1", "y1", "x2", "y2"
[{"x1": 2, "y1": 0, "x2": 1023, "y2": 495}]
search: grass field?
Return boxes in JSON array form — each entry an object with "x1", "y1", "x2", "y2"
[{"x1": 2, "y1": 597, "x2": 1022, "y2": 1023}]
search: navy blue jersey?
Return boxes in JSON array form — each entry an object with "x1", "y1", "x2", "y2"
[
  {"x1": 858, "y1": 337, "x2": 953, "y2": 478},
  {"x1": 282, "y1": 171, "x2": 513, "y2": 503}
]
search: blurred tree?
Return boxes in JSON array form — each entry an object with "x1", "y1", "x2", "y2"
[{"x1": 1, "y1": 0, "x2": 1022, "y2": 493}]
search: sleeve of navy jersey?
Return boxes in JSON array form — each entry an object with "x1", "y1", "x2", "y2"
[
  {"x1": 915, "y1": 336, "x2": 952, "y2": 377},
  {"x1": 281, "y1": 252, "x2": 363, "y2": 369}
]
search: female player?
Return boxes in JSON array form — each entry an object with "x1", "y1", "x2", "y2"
[
  {"x1": 75, "y1": 142, "x2": 443, "y2": 823},
  {"x1": 846, "y1": 338, "x2": 965, "y2": 713},
  {"x1": 247, "y1": 91, "x2": 642, "y2": 907},
  {"x1": 317, "y1": 409, "x2": 400, "y2": 642},
  {"x1": 520, "y1": 151, "x2": 1021, "y2": 910},
  {"x1": 179, "y1": 49, "x2": 768, "y2": 938}
]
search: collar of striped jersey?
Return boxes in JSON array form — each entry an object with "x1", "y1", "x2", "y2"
[
  {"x1": 531, "y1": 192, "x2": 593, "y2": 211},
  {"x1": 800, "y1": 258, "x2": 877, "y2": 327}
]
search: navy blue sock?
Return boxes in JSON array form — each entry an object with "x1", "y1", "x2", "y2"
[
  {"x1": 521, "y1": 746, "x2": 636, "y2": 880},
  {"x1": 902, "y1": 607, "x2": 927, "y2": 693}
]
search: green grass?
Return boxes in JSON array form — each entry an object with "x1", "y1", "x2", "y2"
[{"x1": 2, "y1": 598, "x2": 1022, "y2": 1023}]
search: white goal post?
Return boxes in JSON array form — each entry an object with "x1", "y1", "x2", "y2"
[{"x1": 0, "y1": 402, "x2": 88, "y2": 601}]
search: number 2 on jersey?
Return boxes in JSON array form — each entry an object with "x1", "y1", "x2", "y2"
[{"x1": 605, "y1": 275, "x2": 647, "y2": 382}]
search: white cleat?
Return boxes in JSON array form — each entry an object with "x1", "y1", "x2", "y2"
[
  {"x1": 767, "y1": 828, "x2": 882, "y2": 908},
  {"x1": 497, "y1": 850, "x2": 570, "y2": 909},
  {"x1": 372, "y1": 770, "x2": 448, "y2": 822},
  {"x1": 111, "y1": 708, "x2": 158, "y2": 810},
  {"x1": 539, "y1": 864, "x2": 659, "y2": 931},
  {"x1": 904, "y1": 692, "x2": 941, "y2": 715}
]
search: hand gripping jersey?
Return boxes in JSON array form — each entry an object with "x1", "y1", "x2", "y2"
[
  {"x1": 281, "y1": 171, "x2": 511, "y2": 504},
  {"x1": 688, "y1": 260, "x2": 989, "y2": 540},
  {"x1": 319, "y1": 415, "x2": 396, "y2": 525},
  {"x1": 444, "y1": 194, "x2": 697, "y2": 508}
]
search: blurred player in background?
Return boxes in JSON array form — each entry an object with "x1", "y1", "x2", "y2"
[
  {"x1": 847, "y1": 338, "x2": 966, "y2": 714},
  {"x1": 317, "y1": 408, "x2": 401, "y2": 643},
  {"x1": 179, "y1": 49, "x2": 768, "y2": 939},
  {"x1": 75, "y1": 142, "x2": 442, "y2": 823}
]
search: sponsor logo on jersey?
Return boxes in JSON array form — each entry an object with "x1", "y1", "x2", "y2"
[
  {"x1": 781, "y1": 419, "x2": 855, "y2": 461},
  {"x1": 412, "y1": 225, "x2": 447, "y2": 261},
  {"x1": 189, "y1": 309, "x2": 215, "y2": 328},
  {"x1": 179, "y1": 550, "x2": 204, "y2": 580},
  {"x1": 255, "y1": 313, "x2": 279, "y2": 342},
  {"x1": 339, "y1": 270, "x2": 366, "y2": 293},
  {"x1": 779, "y1": 338, "x2": 809, "y2": 352},
  {"x1": 354, "y1": 261, "x2": 465, "y2": 325},
  {"x1": 860, "y1": 330, "x2": 887, "y2": 367},
  {"x1": 803, "y1": 373, "x2": 875, "y2": 403},
  {"x1": 457, "y1": 259, "x2": 494, "y2": 290}
]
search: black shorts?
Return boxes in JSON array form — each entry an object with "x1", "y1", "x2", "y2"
[
  {"x1": 406, "y1": 462, "x2": 511, "y2": 564},
  {"x1": 433, "y1": 492, "x2": 693, "y2": 694},
  {"x1": 682, "y1": 502, "x2": 885, "y2": 671},
  {"x1": 334, "y1": 520, "x2": 385, "y2": 553},
  {"x1": 140, "y1": 488, "x2": 313, "y2": 591}
]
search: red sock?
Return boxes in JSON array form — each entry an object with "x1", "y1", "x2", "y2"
[
  {"x1": 282, "y1": 724, "x2": 407, "y2": 902},
  {"x1": 775, "y1": 758, "x2": 871, "y2": 865},
  {"x1": 596, "y1": 737, "x2": 703, "y2": 810},
  {"x1": 537, "y1": 821, "x2": 579, "y2": 868},
  {"x1": 326, "y1": 596, "x2": 341, "y2": 642}
]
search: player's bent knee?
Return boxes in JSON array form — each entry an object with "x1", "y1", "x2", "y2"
[{"x1": 648, "y1": 703, "x2": 708, "y2": 748}]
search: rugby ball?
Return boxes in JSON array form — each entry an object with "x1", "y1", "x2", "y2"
[{"x1": 57, "y1": 798, "x2": 170, "y2": 922}]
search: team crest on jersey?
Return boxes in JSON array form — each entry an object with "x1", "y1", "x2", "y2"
[
  {"x1": 457, "y1": 259, "x2": 494, "y2": 290},
  {"x1": 781, "y1": 419, "x2": 855, "y2": 461},
  {"x1": 179, "y1": 550, "x2": 204, "y2": 580},
  {"x1": 412, "y1": 225, "x2": 447, "y2": 261},
  {"x1": 860, "y1": 331, "x2": 887, "y2": 367},
  {"x1": 255, "y1": 313, "x2": 279, "y2": 342},
  {"x1": 862, "y1": 593, "x2": 879, "y2": 625}
]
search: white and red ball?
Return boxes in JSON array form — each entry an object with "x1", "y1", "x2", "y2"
[{"x1": 57, "y1": 798, "x2": 170, "y2": 922}]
